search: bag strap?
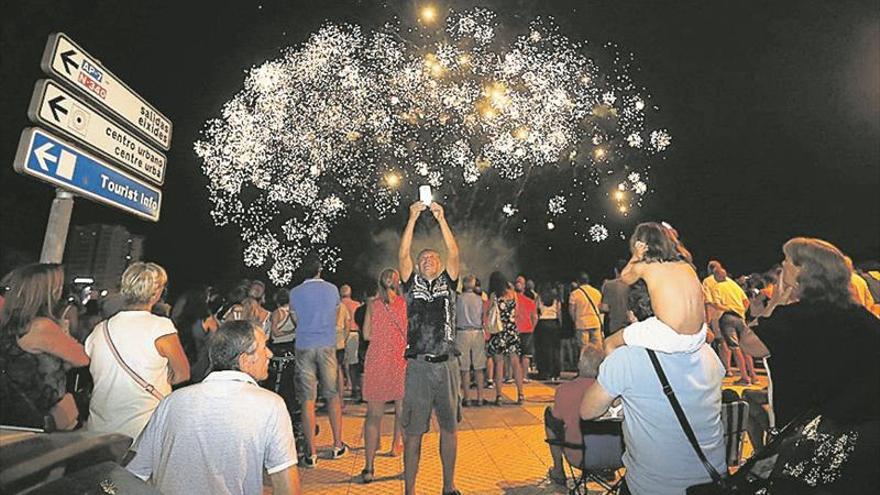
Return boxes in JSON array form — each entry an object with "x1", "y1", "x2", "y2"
[
  {"x1": 578, "y1": 286, "x2": 603, "y2": 335},
  {"x1": 102, "y1": 320, "x2": 164, "y2": 401},
  {"x1": 646, "y1": 349, "x2": 723, "y2": 483}
]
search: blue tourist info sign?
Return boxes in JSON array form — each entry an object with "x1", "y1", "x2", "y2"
[{"x1": 13, "y1": 127, "x2": 162, "y2": 222}]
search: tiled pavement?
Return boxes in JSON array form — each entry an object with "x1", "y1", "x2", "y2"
[{"x1": 268, "y1": 373, "x2": 766, "y2": 494}]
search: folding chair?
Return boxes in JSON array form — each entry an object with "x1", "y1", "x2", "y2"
[
  {"x1": 721, "y1": 400, "x2": 750, "y2": 467},
  {"x1": 544, "y1": 408, "x2": 625, "y2": 495},
  {"x1": 573, "y1": 418, "x2": 625, "y2": 494}
]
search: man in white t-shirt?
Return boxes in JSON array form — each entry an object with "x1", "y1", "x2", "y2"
[{"x1": 127, "y1": 320, "x2": 300, "y2": 495}]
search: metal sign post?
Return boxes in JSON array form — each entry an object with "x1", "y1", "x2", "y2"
[{"x1": 39, "y1": 189, "x2": 75, "y2": 263}]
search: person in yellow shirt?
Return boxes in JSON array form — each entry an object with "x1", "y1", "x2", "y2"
[
  {"x1": 568, "y1": 272, "x2": 603, "y2": 349},
  {"x1": 707, "y1": 268, "x2": 757, "y2": 385},
  {"x1": 702, "y1": 260, "x2": 722, "y2": 293}
]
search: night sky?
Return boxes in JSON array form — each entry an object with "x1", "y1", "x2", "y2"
[{"x1": 1, "y1": 0, "x2": 878, "y2": 294}]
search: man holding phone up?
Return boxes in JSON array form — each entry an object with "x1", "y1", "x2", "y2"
[{"x1": 399, "y1": 199, "x2": 462, "y2": 495}]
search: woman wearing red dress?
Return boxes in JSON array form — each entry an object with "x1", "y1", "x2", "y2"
[{"x1": 360, "y1": 268, "x2": 408, "y2": 483}]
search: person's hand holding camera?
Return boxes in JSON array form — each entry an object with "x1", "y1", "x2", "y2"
[
  {"x1": 429, "y1": 202, "x2": 445, "y2": 222},
  {"x1": 409, "y1": 201, "x2": 426, "y2": 221}
]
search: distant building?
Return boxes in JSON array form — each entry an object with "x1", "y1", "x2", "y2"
[{"x1": 65, "y1": 224, "x2": 145, "y2": 289}]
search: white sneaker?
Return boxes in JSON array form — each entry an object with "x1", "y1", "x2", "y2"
[{"x1": 331, "y1": 443, "x2": 349, "y2": 459}]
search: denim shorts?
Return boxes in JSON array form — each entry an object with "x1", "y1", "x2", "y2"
[
  {"x1": 295, "y1": 346, "x2": 339, "y2": 401},
  {"x1": 401, "y1": 357, "x2": 461, "y2": 435}
]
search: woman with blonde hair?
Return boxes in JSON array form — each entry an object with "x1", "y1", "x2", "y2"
[
  {"x1": 359, "y1": 268, "x2": 408, "y2": 483},
  {"x1": 85, "y1": 262, "x2": 190, "y2": 440},
  {"x1": 741, "y1": 237, "x2": 879, "y2": 492},
  {"x1": 0, "y1": 263, "x2": 89, "y2": 430}
]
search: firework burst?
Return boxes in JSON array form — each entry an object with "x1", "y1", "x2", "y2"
[{"x1": 195, "y1": 8, "x2": 671, "y2": 284}]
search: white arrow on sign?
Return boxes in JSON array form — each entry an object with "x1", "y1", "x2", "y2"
[
  {"x1": 29, "y1": 141, "x2": 77, "y2": 180},
  {"x1": 34, "y1": 142, "x2": 57, "y2": 171},
  {"x1": 40, "y1": 33, "x2": 172, "y2": 151},
  {"x1": 28, "y1": 79, "x2": 167, "y2": 185}
]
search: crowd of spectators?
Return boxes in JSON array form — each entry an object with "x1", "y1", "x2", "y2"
[{"x1": 2, "y1": 218, "x2": 878, "y2": 494}]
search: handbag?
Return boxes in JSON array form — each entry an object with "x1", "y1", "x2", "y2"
[
  {"x1": 102, "y1": 320, "x2": 165, "y2": 401},
  {"x1": 485, "y1": 296, "x2": 504, "y2": 335}
]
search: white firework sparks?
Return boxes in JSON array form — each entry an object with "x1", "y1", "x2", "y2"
[
  {"x1": 589, "y1": 224, "x2": 610, "y2": 242},
  {"x1": 195, "y1": 8, "x2": 671, "y2": 284},
  {"x1": 650, "y1": 129, "x2": 672, "y2": 151},
  {"x1": 626, "y1": 132, "x2": 643, "y2": 148},
  {"x1": 633, "y1": 181, "x2": 648, "y2": 195},
  {"x1": 547, "y1": 195, "x2": 567, "y2": 215}
]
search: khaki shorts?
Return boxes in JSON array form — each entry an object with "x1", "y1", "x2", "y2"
[
  {"x1": 402, "y1": 358, "x2": 461, "y2": 435},
  {"x1": 577, "y1": 327, "x2": 604, "y2": 348},
  {"x1": 456, "y1": 329, "x2": 487, "y2": 371}
]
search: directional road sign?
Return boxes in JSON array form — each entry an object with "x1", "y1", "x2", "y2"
[
  {"x1": 13, "y1": 128, "x2": 162, "y2": 222},
  {"x1": 28, "y1": 80, "x2": 166, "y2": 185},
  {"x1": 40, "y1": 33, "x2": 172, "y2": 150}
]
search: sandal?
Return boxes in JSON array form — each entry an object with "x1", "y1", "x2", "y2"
[
  {"x1": 389, "y1": 443, "x2": 403, "y2": 457},
  {"x1": 517, "y1": 394, "x2": 525, "y2": 405},
  {"x1": 360, "y1": 468, "x2": 374, "y2": 484}
]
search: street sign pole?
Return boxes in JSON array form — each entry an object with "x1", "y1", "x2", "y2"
[{"x1": 39, "y1": 189, "x2": 75, "y2": 263}]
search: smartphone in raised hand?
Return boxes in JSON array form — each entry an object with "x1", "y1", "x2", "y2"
[{"x1": 419, "y1": 185, "x2": 432, "y2": 206}]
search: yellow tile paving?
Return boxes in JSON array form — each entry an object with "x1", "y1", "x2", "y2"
[{"x1": 266, "y1": 373, "x2": 767, "y2": 494}]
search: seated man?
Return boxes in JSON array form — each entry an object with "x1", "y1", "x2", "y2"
[
  {"x1": 127, "y1": 320, "x2": 301, "y2": 495},
  {"x1": 580, "y1": 280, "x2": 725, "y2": 495},
  {"x1": 545, "y1": 345, "x2": 607, "y2": 484}
]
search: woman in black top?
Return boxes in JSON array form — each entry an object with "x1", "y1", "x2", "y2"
[
  {"x1": 0, "y1": 264, "x2": 90, "y2": 430},
  {"x1": 741, "y1": 237, "x2": 879, "y2": 492}
]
